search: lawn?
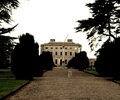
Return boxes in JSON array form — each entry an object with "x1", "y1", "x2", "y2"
[
  {"x1": 85, "y1": 67, "x2": 120, "y2": 84},
  {"x1": 0, "y1": 69, "x2": 15, "y2": 79},
  {"x1": 0, "y1": 69, "x2": 29, "y2": 99},
  {"x1": 85, "y1": 67, "x2": 99, "y2": 76},
  {"x1": 0, "y1": 79, "x2": 29, "y2": 99}
]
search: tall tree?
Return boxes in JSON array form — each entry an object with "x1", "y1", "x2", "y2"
[
  {"x1": 76, "y1": 0, "x2": 120, "y2": 50},
  {"x1": 11, "y1": 33, "x2": 42, "y2": 80},
  {"x1": 95, "y1": 37, "x2": 120, "y2": 79},
  {"x1": 0, "y1": 0, "x2": 19, "y2": 68},
  {"x1": 39, "y1": 51, "x2": 54, "y2": 71},
  {"x1": 67, "y1": 51, "x2": 89, "y2": 71},
  {"x1": 0, "y1": 0, "x2": 19, "y2": 23}
]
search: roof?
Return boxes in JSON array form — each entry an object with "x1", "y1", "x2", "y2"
[{"x1": 41, "y1": 42, "x2": 82, "y2": 47}]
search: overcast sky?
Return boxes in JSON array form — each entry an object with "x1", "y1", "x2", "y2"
[{"x1": 10, "y1": 0, "x2": 95, "y2": 58}]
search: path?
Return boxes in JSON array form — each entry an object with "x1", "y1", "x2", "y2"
[{"x1": 5, "y1": 67, "x2": 120, "y2": 100}]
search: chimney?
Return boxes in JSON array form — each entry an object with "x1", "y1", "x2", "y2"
[
  {"x1": 67, "y1": 39, "x2": 73, "y2": 42},
  {"x1": 50, "y1": 39, "x2": 55, "y2": 42}
]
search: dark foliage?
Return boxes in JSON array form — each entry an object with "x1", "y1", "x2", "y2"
[
  {"x1": 95, "y1": 38, "x2": 120, "y2": 79},
  {"x1": 95, "y1": 41, "x2": 114, "y2": 76},
  {"x1": 67, "y1": 51, "x2": 89, "y2": 71},
  {"x1": 75, "y1": 0, "x2": 120, "y2": 79},
  {"x1": 39, "y1": 51, "x2": 54, "y2": 71},
  {"x1": 0, "y1": 0, "x2": 19, "y2": 23},
  {"x1": 76, "y1": 0, "x2": 120, "y2": 50},
  {"x1": 11, "y1": 33, "x2": 43, "y2": 80},
  {"x1": 0, "y1": 0, "x2": 19, "y2": 69},
  {"x1": 0, "y1": 25, "x2": 17, "y2": 68}
]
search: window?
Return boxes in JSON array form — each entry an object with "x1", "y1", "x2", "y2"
[
  {"x1": 65, "y1": 47, "x2": 67, "y2": 49},
  {"x1": 60, "y1": 52, "x2": 62, "y2": 55},
  {"x1": 51, "y1": 47, "x2": 53, "y2": 49},
  {"x1": 65, "y1": 52, "x2": 67, "y2": 55},
  {"x1": 60, "y1": 59, "x2": 62, "y2": 65},
  {"x1": 65, "y1": 60, "x2": 67, "y2": 64},
  {"x1": 55, "y1": 52, "x2": 57, "y2": 55},
  {"x1": 55, "y1": 47, "x2": 58, "y2": 49},
  {"x1": 74, "y1": 47, "x2": 77, "y2": 50},
  {"x1": 45, "y1": 47, "x2": 48, "y2": 49},
  {"x1": 70, "y1": 52, "x2": 72, "y2": 56},
  {"x1": 55, "y1": 59, "x2": 57, "y2": 64},
  {"x1": 51, "y1": 52, "x2": 53, "y2": 55}
]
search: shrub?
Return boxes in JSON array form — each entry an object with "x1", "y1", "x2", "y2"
[
  {"x1": 67, "y1": 51, "x2": 89, "y2": 71},
  {"x1": 11, "y1": 33, "x2": 43, "y2": 80},
  {"x1": 39, "y1": 51, "x2": 54, "y2": 71},
  {"x1": 95, "y1": 38, "x2": 120, "y2": 79}
]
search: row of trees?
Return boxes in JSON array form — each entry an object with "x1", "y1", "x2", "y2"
[
  {"x1": 11, "y1": 33, "x2": 54, "y2": 80},
  {"x1": 67, "y1": 51, "x2": 89, "y2": 71},
  {"x1": 76, "y1": 0, "x2": 120, "y2": 79}
]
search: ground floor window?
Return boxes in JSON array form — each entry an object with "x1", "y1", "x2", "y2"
[
  {"x1": 65, "y1": 59, "x2": 67, "y2": 64},
  {"x1": 55, "y1": 59, "x2": 57, "y2": 64},
  {"x1": 60, "y1": 59, "x2": 62, "y2": 65}
]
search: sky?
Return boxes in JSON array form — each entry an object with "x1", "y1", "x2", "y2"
[{"x1": 9, "y1": 0, "x2": 96, "y2": 58}]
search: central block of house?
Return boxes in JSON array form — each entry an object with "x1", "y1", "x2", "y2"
[{"x1": 41, "y1": 39, "x2": 82, "y2": 66}]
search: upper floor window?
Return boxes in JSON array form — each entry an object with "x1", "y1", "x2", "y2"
[
  {"x1": 65, "y1": 52, "x2": 67, "y2": 55},
  {"x1": 70, "y1": 52, "x2": 72, "y2": 56},
  {"x1": 60, "y1": 52, "x2": 62, "y2": 55},
  {"x1": 55, "y1": 47, "x2": 58, "y2": 49},
  {"x1": 65, "y1": 47, "x2": 67, "y2": 49},
  {"x1": 74, "y1": 47, "x2": 77, "y2": 50},
  {"x1": 51, "y1": 47, "x2": 53, "y2": 49},
  {"x1": 45, "y1": 47, "x2": 48, "y2": 49},
  {"x1": 51, "y1": 52, "x2": 53, "y2": 55}
]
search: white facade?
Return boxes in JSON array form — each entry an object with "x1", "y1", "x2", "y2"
[{"x1": 41, "y1": 39, "x2": 82, "y2": 66}]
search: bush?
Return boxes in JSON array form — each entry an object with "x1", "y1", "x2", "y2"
[
  {"x1": 95, "y1": 41, "x2": 114, "y2": 76},
  {"x1": 39, "y1": 51, "x2": 54, "y2": 71},
  {"x1": 67, "y1": 51, "x2": 89, "y2": 71},
  {"x1": 95, "y1": 38, "x2": 120, "y2": 79},
  {"x1": 11, "y1": 33, "x2": 43, "y2": 80}
]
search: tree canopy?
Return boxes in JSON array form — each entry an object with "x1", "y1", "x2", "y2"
[
  {"x1": 0, "y1": 0, "x2": 19, "y2": 23},
  {"x1": 67, "y1": 51, "x2": 89, "y2": 71},
  {"x1": 0, "y1": 0, "x2": 19, "y2": 68},
  {"x1": 95, "y1": 37, "x2": 120, "y2": 79},
  {"x1": 76, "y1": 0, "x2": 120, "y2": 50},
  {"x1": 11, "y1": 33, "x2": 43, "y2": 80}
]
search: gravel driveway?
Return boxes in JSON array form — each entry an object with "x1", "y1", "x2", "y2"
[{"x1": 5, "y1": 67, "x2": 120, "y2": 100}]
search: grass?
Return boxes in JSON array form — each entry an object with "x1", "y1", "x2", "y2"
[
  {"x1": 85, "y1": 67, "x2": 120, "y2": 84},
  {"x1": 0, "y1": 69, "x2": 29, "y2": 99},
  {"x1": 0, "y1": 79, "x2": 29, "y2": 99},
  {"x1": 0, "y1": 69, "x2": 15, "y2": 79},
  {"x1": 85, "y1": 67, "x2": 99, "y2": 76},
  {"x1": 112, "y1": 80, "x2": 120, "y2": 84}
]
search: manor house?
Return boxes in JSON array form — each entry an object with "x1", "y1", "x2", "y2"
[{"x1": 41, "y1": 39, "x2": 82, "y2": 66}]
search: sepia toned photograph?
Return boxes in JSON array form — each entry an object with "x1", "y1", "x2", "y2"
[{"x1": 0, "y1": 0, "x2": 120, "y2": 100}]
